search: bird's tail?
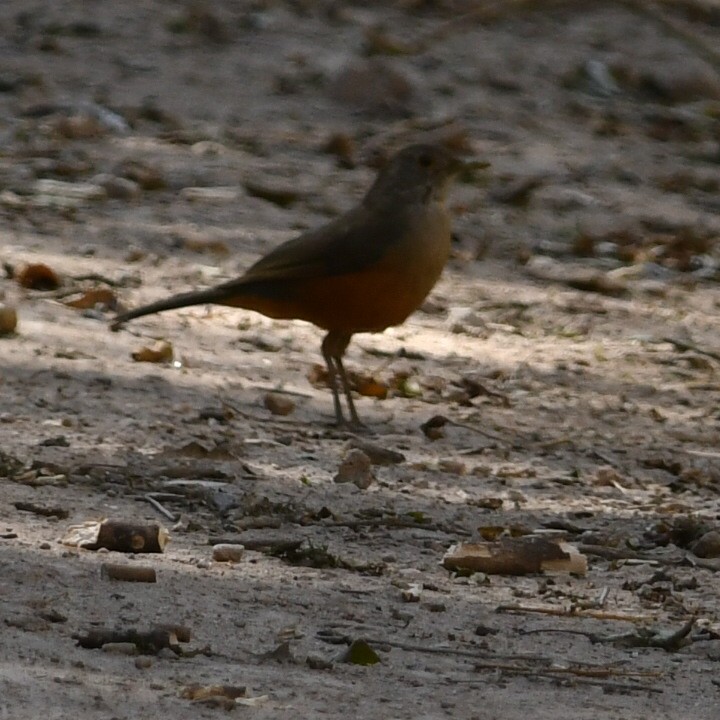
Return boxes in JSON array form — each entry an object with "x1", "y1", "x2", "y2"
[{"x1": 110, "y1": 282, "x2": 250, "y2": 331}]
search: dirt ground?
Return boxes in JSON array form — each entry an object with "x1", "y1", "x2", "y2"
[{"x1": 3, "y1": 1, "x2": 720, "y2": 718}]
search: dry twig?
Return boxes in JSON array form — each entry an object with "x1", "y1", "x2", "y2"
[{"x1": 497, "y1": 603, "x2": 654, "y2": 623}]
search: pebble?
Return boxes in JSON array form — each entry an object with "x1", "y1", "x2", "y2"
[
  {"x1": 692, "y1": 530, "x2": 720, "y2": 559},
  {"x1": 212, "y1": 543, "x2": 245, "y2": 562},
  {"x1": 264, "y1": 392, "x2": 296, "y2": 416},
  {"x1": 334, "y1": 449, "x2": 374, "y2": 489},
  {"x1": 347, "y1": 439, "x2": 405, "y2": 466},
  {"x1": 93, "y1": 173, "x2": 141, "y2": 200},
  {"x1": 438, "y1": 459, "x2": 466, "y2": 475},
  {"x1": 0, "y1": 305, "x2": 18, "y2": 334},
  {"x1": 34, "y1": 178, "x2": 107, "y2": 201}
]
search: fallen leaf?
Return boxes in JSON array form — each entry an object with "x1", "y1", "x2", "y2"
[
  {"x1": 443, "y1": 538, "x2": 587, "y2": 576},
  {"x1": 181, "y1": 684, "x2": 246, "y2": 701},
  {"x1": 64, "y1": 288, "x2": 118, "y2": 310},
  {"x1": 354, "y1": 374, "x2": 388, "y2": 399},
  {"x1": 131, "y1": 340, "x2": 173, "y2": 363},
  {"x1": 309, "y1": 363, "x2": 388, "y2": 399},
  {"x1": 338, "y1": 639, "x2": 381, "y2": 666},
  {"x1": 16, "y1": 263, "x2": 60, "y2": 290}
]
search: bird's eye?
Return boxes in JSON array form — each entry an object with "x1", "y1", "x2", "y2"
[{"x1": 418, "y1": 153, "x2": 433, "y2": 168}]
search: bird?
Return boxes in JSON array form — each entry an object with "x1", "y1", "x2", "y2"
[{"x1": 111, "y1": 143, "x2": 473, "y2": 427}]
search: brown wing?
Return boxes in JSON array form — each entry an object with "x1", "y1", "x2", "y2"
[{"x1": 223, "y1": 204, "x2": 400, "y2": 289}]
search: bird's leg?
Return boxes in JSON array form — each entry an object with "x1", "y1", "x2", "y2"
[
  {"x1": 335, "y1": 355, "x2": 362, "y2": 428},
  {"x1": 322, "y1": 332, "x2": 362, "y2": 427},
  {"x1": 321, "y1": 333, "x2": 346, "y2": 425}
]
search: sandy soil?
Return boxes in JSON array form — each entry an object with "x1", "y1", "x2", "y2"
[{"x1": 2, "y1": 2, "x2": 720, "y2": 718}]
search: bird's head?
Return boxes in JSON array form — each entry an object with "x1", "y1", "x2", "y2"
[{"x1": 364, "y1": 143, "x2": 486, "y2": 207}]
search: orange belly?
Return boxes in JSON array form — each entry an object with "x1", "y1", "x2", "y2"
[
  {"x1": 223, "y1": 205, "x2": 451, "y2": 333},
  {"x1": 224, "y1": 262, "x2": 444, "y2": 333}
]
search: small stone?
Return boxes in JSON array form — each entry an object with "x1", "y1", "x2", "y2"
[
  {"x1": 0, "y1": 305, "x2": 18, "y2": 334},
  {"x1": 347, "y1": 439, "x2": 405, "y2": 466},
  {"x1": 180, "y1": 186, "x2": 240, "y2": 202},
  {"x1": 34, "y1": 178, "x2": 107, "y2": 201},
  {"x1": 307, "y1": 654, "x2": 333, "y2": 670},
  {"x1": 264, "y1": 392, "x2": 296, "y2": 416},
  {"x1": 446, "y1": 306, "x2": 487, "y2": 336},
  {"x1": 438, "y1": 459, "x2": 466, "y2": 475},
  {"x1": 135, "y1": 657, "x2": 153, "y2": 669},
  {"x1": 334, "y1": 448, "x2": 374, "y2": 489},
  {"x1": 93, "y1": 173, "x2": 141, "y2": 200},
  {"x1": 692, "y1": 530, "x2": 720, "y2": 558},
  {"x1": 39, "y1": 435, "x2": 70, "y2": 448},
  {"x1": 401, "y1": 583, "x2": 422, "y2": 602},
  {"x1": 244, "y1": 178, "x2": 302, "y2": 208},
  {"x1": 117, "y1": 160, "x2": 166, "y2": 190},
  {"x1": 212, "y1": 543, "x2": 245, "y2": 562}
]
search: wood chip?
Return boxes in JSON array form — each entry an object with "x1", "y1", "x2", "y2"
[
  {"x1": 100, "y1": 562, "x2": 157, "y2": 583},
  {"x1": 443, "y1": 538, "x2": 587, "y2": 576}
]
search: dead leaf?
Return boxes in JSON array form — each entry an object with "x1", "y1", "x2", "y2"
[
  {"x1": 131, "y1": 340, "x2": 173, "y2": 363},
  {"x1": 308, "y1": 363, "x2": 388, "y2": 399},
  {"x1": 354, "y1": 374, "x2": 388, "y2": 399},
  {"x1": 478, "y1": 526, "x2": 509, "y2": 541},
  {"x1": 16, "y1": 263, "x2": 61, "y2": 290},
  {"x1": 64, "y1": 288, "x2": 118, "y2": 310},
  {"x1": 443, "y1": 537, "x2": 587, "y2": 576},
  {"x1": 181, "y1": 684, "x2": 246, "y2": 701},
  {"x1": 338, "y1": 639, "x2": 381, "y2": 665}
]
